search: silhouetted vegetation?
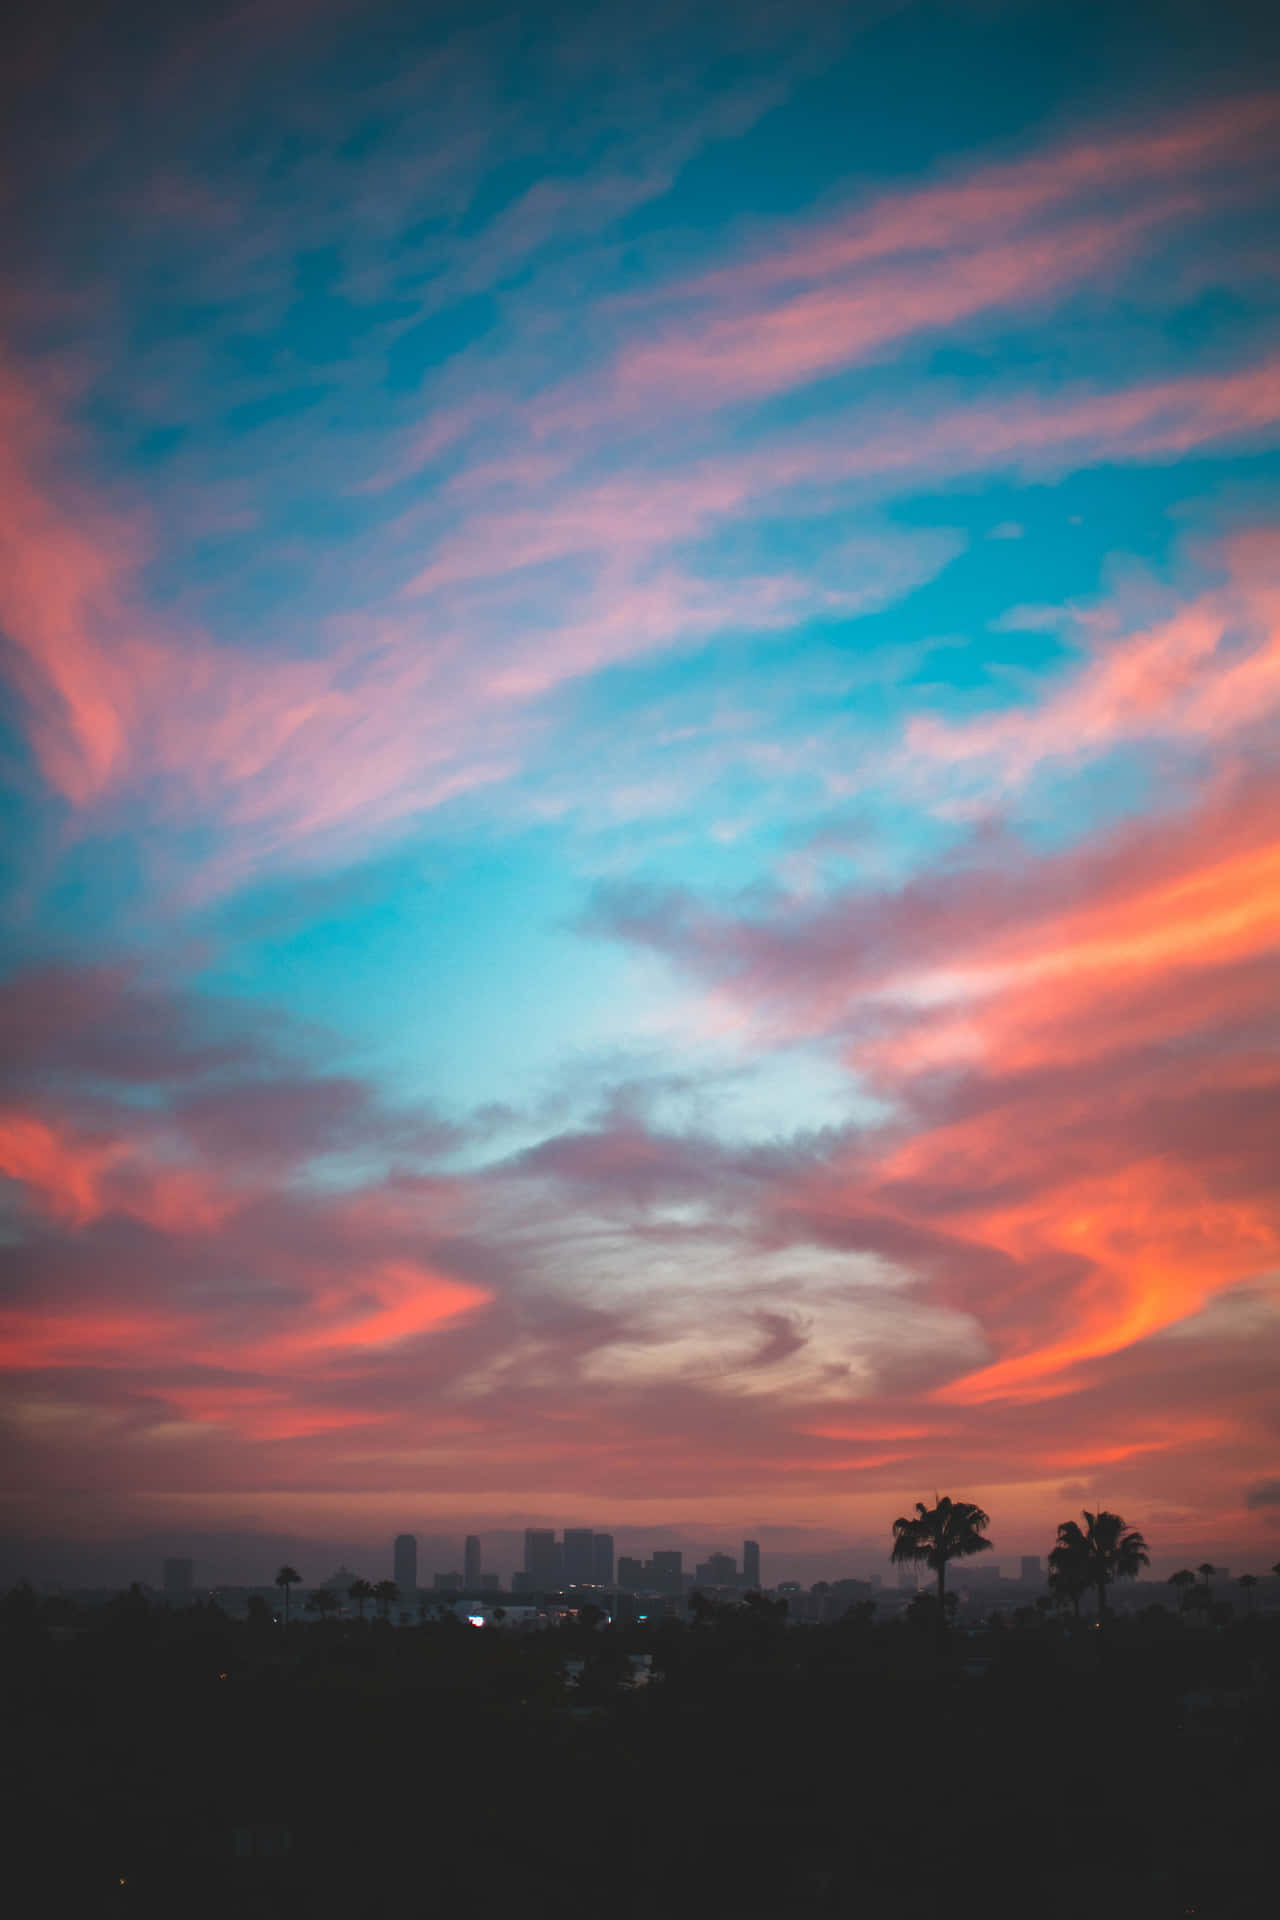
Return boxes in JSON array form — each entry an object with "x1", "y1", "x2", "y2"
[
  {"x1": 5, "y1": 1555, "x2": 1276, "y2": 1919},
  {"x1": 1049, "y1": 1509, "x2": 1149, "y2": 1625},
  {"x1": 890, "y1": 1494, "x2": 992, "y2": 1635}
]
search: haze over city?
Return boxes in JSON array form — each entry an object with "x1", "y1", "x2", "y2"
[{"x1": 3, "y1": 0, "x2": 1280, "y2": 1592}]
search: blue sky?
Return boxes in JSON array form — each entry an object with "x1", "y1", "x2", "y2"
[{"x1": 2, "y1": 0, "x2": 1279, "y2": 1577}]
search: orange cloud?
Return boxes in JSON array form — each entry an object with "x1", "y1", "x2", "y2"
[
  {"x1": 905, "y1": 532, "x2": 1280, "y2": 785},
  {"x1": 0, "y1": 1102, "x2": 242, "y2": 1235},
  {"x1": 249, "y1": 1260, "x2": 491, "y2": 1362},
  {"x1": 0, "y1": 1307, "x2": 190, "y2": 1371},
  {"x1": 0, "y1": 1109, "x2": 124, "y2": 1224}
]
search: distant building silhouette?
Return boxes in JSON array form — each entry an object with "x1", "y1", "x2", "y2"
[
  {"x1": 743, "y1": 1539, "x2": 761, "y2": 1588},
  {"x1": 650, "y1": 1550, "x2": 683, "y2": 1596},
  {"x1": 695, "y1": 1551, "x2": 737, "y2": 1586},
  {"x1": 524, "y1": 1529, "x2": 562, "y2": 1589},
  {"x1": 617, "y1": 1556, "x2": 644, "y2": 1590},
  {"x1": 394, "y1": 1534, "x2": 418, "y2": 1595},
  {"x1": 563, "y1": 1529, "x2": 595, "y2": 1586},
  {"x1": 322, "y1": 1565, "x2": 363, "y2": 1602},
  {"x1": 464, "y1": 1535, "x2": 482, "y2": 1587},
  {"x1": 163, "y1": 1557, "x2": 193, "y2": 1603},
  {"x1": 1020, "y1": 1555, "x2": 1042, "y2": 1582},
  {"x1": 434, "y1": 1571, "x2": 462, "y2": 1592},
  {"x1": 592, "y1": 1532, "x2": 614, "y2": 1585}
]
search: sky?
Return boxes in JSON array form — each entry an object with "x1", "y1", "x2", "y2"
[{"x1": 2, "y1": 0, "x2": 1279, "y2": 1587}]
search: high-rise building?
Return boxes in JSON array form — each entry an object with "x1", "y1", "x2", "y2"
[
  {"x1": 592, "y1": 1533, "x2": 615, "y2": 1586},
  {"x1": 694, "y1": 1552, "x2": 738, "y2": 1587},
  {"x1": 1020, "y1": 1555, "x2": 1041, "y2": 1583},
  {"x1": 617, "y1": 1556, "x2": 645, "y2": 1590},
  {"x1": 563, "y1": 1529, "x2": 595, "y2": 1586},
  {"x1": 524, "y1": 1529, "x2": 563, "y2": 1589},
  {"x1": 393, "y1": 1534, "x2": 418, "y2": 1595},
  {"x1": 743, "y1": 1539, "x2": 761, "y2": 1589},
  {"x1": 464, "y1": 1535, "x2": 482, "y2": 1587},
  {"x1": 650, "y1": 1550, "x2": 683, "y2": 1596},
  {"x1": 163, "y1": 1557, "x2": 193, "y2": 1602}
]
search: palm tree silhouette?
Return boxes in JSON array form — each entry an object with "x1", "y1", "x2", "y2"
[
  {"x1": 1168, "y1": 1569, "x2": 1197, "y2": 1611},
  {"x1": 1050, "y1": 1511, "x2": 1148, "y2": 1624},
  {"x1": 348, "y1": 1578, "x2": 374, "y2": 1622},
  {"x1": 373, "y1": 1579, "x2": 400, "y2": 1621},
  {"x1": 305, "y1": 1588, "x2": 339, "y2": 1625},
  {"x1": 1048, "y1": 1542, "x2": 1090, "y2": 1620},
  {"x1": 274, "y1": 1565, "x2": 302, "y2": 1626},
  {"x1": 1236, "y1": 1573, "x2": 1258, "y2": 1614},
  {"x1": 890, "y1": 1495, "x2": 992, "y2": 1633},
  {"x1": 1197, "y1": 1562, "x2": 1217, "y2": 1605}
]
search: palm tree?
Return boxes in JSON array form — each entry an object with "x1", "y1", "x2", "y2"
[
  {"x1": 305, "y1": 1588, "x2": 339, "y2": 1625},
  {"x1": 373, "y1": 1579, "x2": 400, "y2": 1621},
  {"x1": 1197, "y1": 1562, "x2": 1217, "y2": 1605},
  {"x1": 1047, "y1": 1540, "x2": 1090, "y2": 1621},
  {"x1": 1050, "y1": 1512, "x2": 1148, "y2": 1624},
  {"x1": 890, "y1": 1495, "x2": 992, "y2": 1632},
  {"x1": 1168, "y1": 1569, "x2": 1197, "y2": 1611},
  {"x1": 274, "y1": 1565, "x2": 302, "y2": 1626},
  {"x1": 348, "y1": 1577, "x2": 374, "y2": 1622},
  {"x1": 1236, "y1": 1573, "x2": 1258, "y2": 1614}
]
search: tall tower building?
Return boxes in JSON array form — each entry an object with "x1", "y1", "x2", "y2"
[
  {"x1": 464, "y1": 1535, "x2": 482, "y2": 1587},
  {"x1": 563, "y1": 1529, "x2": 595, "y2": 1586},
  {"x1": 651, "y1": 1550, "x2": 682, "y2": 1596},
  {"x1": 524, "y1": 1529, "x2": 562, "y2": 1589},
  {"x1": 1020, "y1": 1555, "x2": 1042, "y2": 1583},
  {"x1": 592, "y1": 1532, "x2": 615, "y2": 1586},
  {"x1": 743, "y1": 1539, "x2": 761, "y2": 1589},
  {"x1": 393, "y1": 1534, "x2": 418, "y2": 1595}
]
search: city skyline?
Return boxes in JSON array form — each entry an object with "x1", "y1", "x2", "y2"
[
  {"x1": 3, "y1": 0, "x2": 1279, "y2": 1575},
  {"x1": 12, "y1": 1510, "x2": 1280, "y2": 1597}
]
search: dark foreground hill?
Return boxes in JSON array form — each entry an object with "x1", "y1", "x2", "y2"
[{"x1": 4, "y1": 1587, "x2": 1276, "y2": 1918}]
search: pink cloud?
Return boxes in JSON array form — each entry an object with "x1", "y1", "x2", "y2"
[
  {"x1": 613, "y1": 210, "x2": 1183, "y2": 405},
  {"x1": 562, "y1": 94, "x2": 1280, "y2": 421},
  {"x1": 668, "y1": 94, "x2": 1280, "y2": 301}
]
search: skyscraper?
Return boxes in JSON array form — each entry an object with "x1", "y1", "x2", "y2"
[
  {"x1": 1020, "y1": 1555, "x2": 1042, "y2": 1582},
  {"x1": 393, "y1": 1534, "x2": 418, "y2": 1595},
  {"x1": 524, "y1": 1528, "x2": 562, "y2": 1589},
  {"x1": 695, "y1": 1552, "x2": 737, "y2": 1587},
  {"x1": 651, "y1": 1550, "x2": 683, "y2": 1596},
  {"x1": 563, "y1": 1529, "x2": 595, "y2": 1586},
  {"x1": 464, "y1": 1534, "x2": 482, "y2": 1587},
  {"x1": 592, "y1": 1532, "x2": 614, "y2": 1586},
  {"x1": 743, "y1": 1539, "x2": 761, "y2": 1589}
]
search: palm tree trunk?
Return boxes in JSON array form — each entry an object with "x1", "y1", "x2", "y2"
[{"x1": 936, "y1": 1561, "x2": 947, "y2": 1645}]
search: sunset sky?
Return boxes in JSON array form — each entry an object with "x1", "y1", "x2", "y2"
[{"x1": 2, "y1": 0, "x2": 1279, "y2": 1584}]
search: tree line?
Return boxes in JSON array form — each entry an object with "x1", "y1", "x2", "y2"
[{"x1": 265, "y1": 1497, "x2": 1278, "y2": 1636}]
